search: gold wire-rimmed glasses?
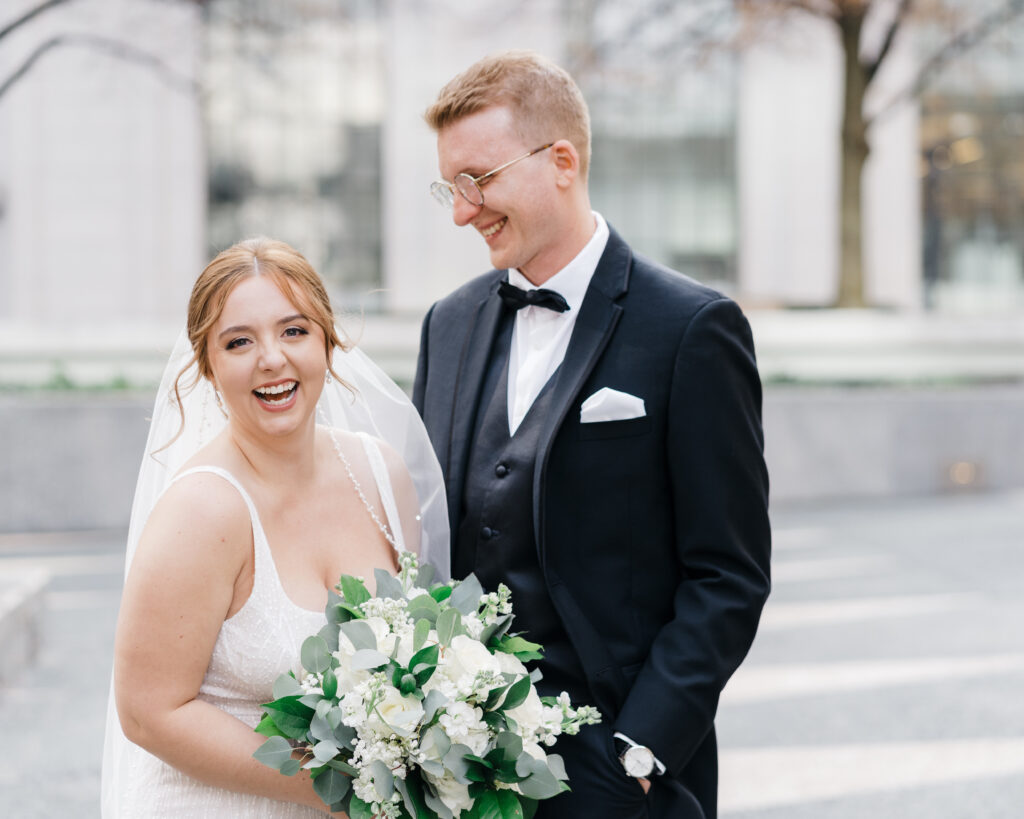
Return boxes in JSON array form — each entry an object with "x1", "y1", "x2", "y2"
[{"x1": 430, "y1": 143, "x2": 555, "y2": 209}]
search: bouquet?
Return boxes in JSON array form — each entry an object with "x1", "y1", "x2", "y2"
[{"x1": 253, "y1": 552, "x2": 601, "y2": 818}]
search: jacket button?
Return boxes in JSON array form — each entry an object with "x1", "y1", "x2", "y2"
[
  {"x1": 495, "y1": 463, "x2": 509, "y2": 478},
  {"x1": 481, "y1": 526, "x2": 494, "y2": 540}
]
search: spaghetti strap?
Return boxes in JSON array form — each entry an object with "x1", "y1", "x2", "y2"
[
  {"x1": 357, "y1": 432, "x2": 406, "y2": 554},
  {"x1": 168, "y1": 466, "x2": 272, "y2": 583},
  {"x1": 171, "y1": 466, "x2": 261, "y2": 525}
]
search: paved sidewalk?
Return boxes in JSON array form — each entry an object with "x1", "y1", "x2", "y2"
[
  {"x1": 0, "y1": 491, "x2": 1022, "y2": 817},
  {"x1": 718, "y1": 489, "x2": 1024, "y2": 817}
]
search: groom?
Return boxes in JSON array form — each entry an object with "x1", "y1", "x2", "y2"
[{"x1": 413, "y1": 51, "x2": 771, "y2": 819}]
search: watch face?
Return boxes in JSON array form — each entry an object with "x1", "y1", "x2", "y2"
[{"x1": 623, "y1": 745, "x2": 655, "y2": 778}]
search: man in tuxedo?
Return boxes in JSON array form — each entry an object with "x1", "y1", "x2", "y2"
[{"x1": 413, "y1": 51, "x2": 771, "y2": 819}]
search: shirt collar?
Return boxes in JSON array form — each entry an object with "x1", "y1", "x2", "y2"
[{"x1": 507, "y1": 211, "x2": 609, "y2": 315}]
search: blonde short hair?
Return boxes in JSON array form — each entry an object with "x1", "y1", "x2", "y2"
[{"x1": 425, "y1": 50, "x2": 591, "y2": 178}]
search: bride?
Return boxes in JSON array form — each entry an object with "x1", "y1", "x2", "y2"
[{"x1": 101, "y1": 238, "x2": 449, "y2": 816}]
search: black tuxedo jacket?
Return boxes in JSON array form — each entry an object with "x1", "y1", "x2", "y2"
[{"x1": 413, "y1": 226, "x2": 771, "y2": 815}]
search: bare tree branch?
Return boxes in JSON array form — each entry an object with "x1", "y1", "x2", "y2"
[
  {"x1": 864, "y1": 0, "x2": 911, "y2": 85},
  {"x1": 869, "y1": 0, "x2": 1024, "y2": 124},
  {"x1": 0, "y1": 0, "x2": 76, "y2": 42},
  {"x1": 0, "y1": 33, "x2": 199, "y2": 102}
]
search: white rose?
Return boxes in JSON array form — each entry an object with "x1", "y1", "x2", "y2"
[
  {"x1": 443, "y1": 634, "x2": 501, "y2": 684},
  {"x1": 426, "y1": 773, "x2": 474, "y2": 816},
  {"x1": 494, "y1": 651, "x2": 528, "y2": 677},
  {"x1": 365, "y1": 687, "x2": 425, "y2": 737},
  {"x1": 522, "y1": 739, "x2": 547, "y2": 762},
  {"x1": 332, "y1": 635, "x2": 371, "y2": 695},
  {"x1": 379, "y1": 623, "x2": 416, "y2": 667},
  {"x1": 506, "y1": 686, "x2": 544, "y2": 737}
]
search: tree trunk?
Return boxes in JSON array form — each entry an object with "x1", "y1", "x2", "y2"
[{"x1": 837, "y1": 10, "x2": 870, "y2": 308}]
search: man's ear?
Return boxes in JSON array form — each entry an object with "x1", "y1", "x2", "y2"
[{"x1": 551, "y1": 139, "x2": 580, "y2": 188}]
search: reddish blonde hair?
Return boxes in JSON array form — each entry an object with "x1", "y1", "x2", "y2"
[
  {"x1": 165, "y1": 238, "x2": 349, "y2": 445},
  {"x1": 424, "y1": 50, "x2": 591, "y2": 177}
]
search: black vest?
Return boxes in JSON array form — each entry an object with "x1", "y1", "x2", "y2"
[{"x1": 456, "y1": 317, "x2": 588, "y2": 700}]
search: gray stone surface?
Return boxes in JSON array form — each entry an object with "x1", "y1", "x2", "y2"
[
  {"x1": 4, "y1": 384, "x2": 1024, "y2": 532},
  {"x1": 0, "y1": 567, "x2": 49, "y2": 685},
  {"x1": 0, "y1": 491, "x2": 1022, "y2": 816},
  {"x1": 717, "y1": 489, "x2": 1024, "y2": 817}
]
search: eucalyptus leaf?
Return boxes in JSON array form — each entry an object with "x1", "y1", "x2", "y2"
[
  {"x1": 272, "y1": 673, "x2": 303, "y2": 699},
  {"x1": 369, "y1": 759, "x2": 395, "y2": 799},
  {"x1": 443, "y1": 743, "x2": 475, "y2": 784},
  {"x1": 436, "y1": 608, "x2": 462, "y2": 647},
  {"x1": 310, "y1": 713, "x2": 335, "y2": 743},
  {"x1": 413, "y1": 617, "x2": 431, "y2": 652},
  {"x1": 318, "y1": 621, "x2": 340, "y2": 652},
  {"x1": 419, "y1": 758, "x2": 445, "y2": 777},
  {"x1": 280, "y1": 758, "x2": 301, "y2": 777},
  {"x1": 408, "y1": 593, "x2": 441, "y2": 624},
  {"x1": 516, "y1": 758, "x2": 562, "y2": 800},
  {"x1": 312, "y1": 767, "x2": 352, "y2": 806},
  {"x1": 421, "y1": 781, "x2": 455, "y2": 819},
  {"x1": 397, "y1": 774, "x2": 436, "y2": 819},
  {"x1": 326, "y1": 601, "x2": 354, "y2": 624},
  {"x1": 448, "y1": 574, "x2": 484, "y2": 615},
  {"x1": 545, "y1": 753, "x2": 568, "y2": 781},
  {"x1": 252, "y1": 736, "x2": 293, "y2": 771},
  {"x1": 301, "y1": 635, "x2": 332, "y2": 674},
  {"x1": 425, "y1": 723, "x2": 452, "y2": 758},
  {"x1": 495, "y1": 731, "x2": 523, "y2": 762},
  {"x1": 340, "y1": 620, "x2": 377, "y2": 652},
  {"x1": 416, "y1": 562, "x2": 436, "y2": 589},
  {"x1": 480, "y1": 613, "x2": 513, "y2": 646},
  {"x1": 350, "y1": 648, "x2": 390, "y2": 671},
  {"x1": 423, "y1": 688, "x2": 449, "y2": 723},
  {"x1": 313, "y1": 740, "x2": 341, "y2": 762},
  {"x1": 374, "y1": 568, "x2": 405, "y2": 600}
]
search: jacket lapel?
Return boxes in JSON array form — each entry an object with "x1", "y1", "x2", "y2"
[
  {"x1": 444, "y1": 279, "x2": 506, "y2": 534},
  {"x1": 532, "y1": 228, "x2": 632, "y2": 555}
]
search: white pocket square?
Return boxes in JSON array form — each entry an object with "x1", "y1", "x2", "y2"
[{"x1": 580, "y1": 387, "x2": 646, "y2": 423}]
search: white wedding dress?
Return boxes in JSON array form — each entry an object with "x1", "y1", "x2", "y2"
[
  {"x1": 114, "y1": 436, "x2": 406, "y2": 817},
  {"x1": 102, "y1": 330, "x2": 449, "y2": 817}
]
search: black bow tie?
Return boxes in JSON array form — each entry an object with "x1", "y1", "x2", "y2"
[{"x1": 498, "y1": 280, "x2": 570, "y2": 313}]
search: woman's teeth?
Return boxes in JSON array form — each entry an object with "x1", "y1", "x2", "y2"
[{"x1": 254, "y1": 381, "x2": 297, "y2": 405}]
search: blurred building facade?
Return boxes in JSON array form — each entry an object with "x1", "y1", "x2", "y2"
[{"x1": 0, "y1": 0, "x2": 1023, "y2": 387}]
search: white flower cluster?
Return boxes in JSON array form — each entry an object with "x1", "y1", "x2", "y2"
[{"x1": 256, "y1": 554, "x2": 602, "y2": 817}]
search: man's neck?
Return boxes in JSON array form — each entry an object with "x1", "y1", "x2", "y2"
[{"x1": 519, "y1": 207, "x2": 597, "y2": 286}]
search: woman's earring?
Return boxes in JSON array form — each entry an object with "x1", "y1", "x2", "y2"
[
  {"x1": 325, "y1": 371, "x2": 333, "y2": 385},
  {"x1": 214, "y1": 389, "x2": 228, "y2": 418}
]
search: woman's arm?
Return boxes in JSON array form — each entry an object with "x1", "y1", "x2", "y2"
[{"x1": 113, "y1": 473, "x2": 331, "y2": 813}]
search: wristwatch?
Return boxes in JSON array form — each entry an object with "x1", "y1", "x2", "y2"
[{"x1": 613, "y1": 732, "x2": 664, "y2": 779}]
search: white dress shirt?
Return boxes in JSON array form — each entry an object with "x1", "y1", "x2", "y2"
[{"x1": 506, "y1": 212, "x2": 610, "y2": 435}]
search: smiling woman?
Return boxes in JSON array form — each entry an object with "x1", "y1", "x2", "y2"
[{"x1": 101, "y1": 238, "x2": 449, "y2": 817}]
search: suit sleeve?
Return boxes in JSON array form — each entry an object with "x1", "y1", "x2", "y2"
[
  {"x1": 613, "y1": 297, "x2": 771, "y2": 777},
  {"x1": 412, "y1": 303, "x2": 435, "y2": 416}
]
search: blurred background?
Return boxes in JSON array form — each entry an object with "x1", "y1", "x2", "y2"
[{"x1": 1, "y1": 1, "x2": 1023, "y2": 816}]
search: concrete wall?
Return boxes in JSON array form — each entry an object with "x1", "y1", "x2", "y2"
[{"x1": 2, "y1": 385, "x2": 1023, "y2": 532}]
